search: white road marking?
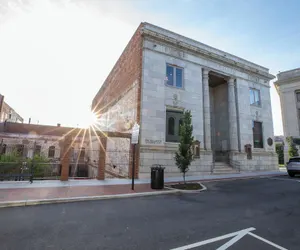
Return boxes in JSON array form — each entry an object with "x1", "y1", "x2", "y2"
[
  {"x1": 169, "y1": 227, "x2": 255, "y2": 250},
  {"x1": 248, "y1": 232, "x2": 288, "y2": 250},
  {"x1": 216, "y1": 230, "x2": 249, "y2": 250}
]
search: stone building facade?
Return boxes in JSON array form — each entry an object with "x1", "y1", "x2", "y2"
[
  {"x1": 274, "y1": 68, "x2": 300, "y2": 162},
  {"x1": 0, "y1": 122, "x2": 90, "y2": 178},
  {"x1": 92, "y1": 22, "x2": 278, "y2": 178},
  {"x1": 0, "y1": 94, "x2": 23, "y2": 123}
]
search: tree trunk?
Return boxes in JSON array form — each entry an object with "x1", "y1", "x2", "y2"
[{"x1": 183, "y1": 172, "x2": 186, "y2": 185}]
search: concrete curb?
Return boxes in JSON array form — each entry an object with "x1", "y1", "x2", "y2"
[
  {"x1": 0, "y1": 190, "x2": 178, "y2": 208},
  {"x1": 165, "y1": 182, "x2": 207, "y2": 193}
]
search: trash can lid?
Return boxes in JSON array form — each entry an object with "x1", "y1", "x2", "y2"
[{"x1": 150, "y1": 164, "x2": 164, "y2": 170}]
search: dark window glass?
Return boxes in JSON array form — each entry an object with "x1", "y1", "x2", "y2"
[
  {"x1": 176, "y1": 68, "x2": 183, "y2": 88},
  {"x1": 166, "y1": 110, "x2": 183, "y2": 142},
  {"x1": 1, "y1": 144, "x2": 6, "y2": 155},
  {"x1": 296, "y1": 92, "x2": 300, "y2": 102},
  {"x1": 253, "y1": 121, "x2": 263, "y2": 148},
  {"x1": 168, "y1": 117, "x2": 175, "y2": 135},
  {"x1": 289, "y1": 157, "x2": 300, "y2": 162},
  {"x1": 179, "y1": 119, "x2": 183, "y2": 135},
  {"x1": 16, "y1": 144, "x2": 24, "y2": 156},
  {"x1": 35, "y1": 145, "x2": 41, "y2": 156},
  {"x1": 48, "y1": 146, "x2": 55, "y2": 158},
  {"x1": 166, "y1": 65, "x2": 174, "y2": 86}
]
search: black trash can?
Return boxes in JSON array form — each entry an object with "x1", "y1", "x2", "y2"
[{"x1": 150, "y1": 165, "x2": 165, "y2": 189}]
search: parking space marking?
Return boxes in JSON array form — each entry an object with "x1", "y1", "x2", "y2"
[
  {"x1": 216, "y1": 230, "x2": 250, "y2": 250},
  {"x1": 170, "y1": 227, "x2": 288, "y2": 250},
  {"x1": 170, "y1": 227, "x2": 255, "y2": 250},
  {"x1": 248, "y1": 232, "x2": 287, "y2": 250}
]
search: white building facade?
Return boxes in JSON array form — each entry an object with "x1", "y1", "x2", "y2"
[
  {"x1": 274, "y1": 68, "x2": 300, "y2": 162},
  {"x1": 139, "y1": 24, "x2": 277, "y2": 177}
]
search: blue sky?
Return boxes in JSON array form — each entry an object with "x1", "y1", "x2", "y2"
[{"x1": 0, "y1": 0, "x2": 300, "y2": 134}]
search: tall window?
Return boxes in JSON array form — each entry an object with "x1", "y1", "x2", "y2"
[
  {"x1": 16, "y1": 144, "x2": 24, "y2": 156},
  {"x1": 1, "y1": 144, "x2": 6, "y2": 155},
  {"x1": 249, "y1": 88, "x2": 261, "y2": 106},
  {"x1": 296, "y1": 92, "x2": 300, "y2": 102},
  {"x1": 48, "y1": 146, "x2": 55, "y2": 158},
  {"x1": 166, "y1": 64, "x2": 183, "y2": 88},
  {"x1": 34, "y1": 145, "x2": 41, "y2": 156},
  {"x1": 166, "y1": 110, "x2": 183, "y2": 142},
  {"x1": 253, "y1": 121, "x2": 263, "y2": 148}
]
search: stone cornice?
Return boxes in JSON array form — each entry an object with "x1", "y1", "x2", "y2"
[
  {"x1": 274, "y1": 75, "x2": 300, "y2": 86},
  {"x1": 141, "y1": 27, "x2": 275, "y2": 81}
]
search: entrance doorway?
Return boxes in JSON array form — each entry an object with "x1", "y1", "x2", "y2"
[{"x1": 209, "y1": 72, "x2": 230, "y2": 163}]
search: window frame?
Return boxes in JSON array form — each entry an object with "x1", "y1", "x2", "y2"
[
  {"x1": 165, "y1": 64, "x2": 184, "y2": 89},
  {"x1": 249, "y1": 88, "x2": 261, "y2": 107},
  {"x1": 166, "y1": 109, "x2": 184, "y2": 143},
  {"x1": 34, "y1": 145, "x2": 41, "y2": 157},
  {"x1": 252, "y1": 121, "x2": 264, "y2": 149},
  {"x1": 296, "y1": 92, "x2": 300, "y2": 102},
  {"x1": 48, "y1": 146, "x2": 55, "y2": 158}
]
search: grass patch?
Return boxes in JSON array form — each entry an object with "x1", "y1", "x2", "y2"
[{"x1": 170, "y1": 183, "x2": 202, "y2": 190}]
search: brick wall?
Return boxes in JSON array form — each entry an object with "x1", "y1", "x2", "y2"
[
  {"x1": 92, "y1": 23, "x2": 144, "y2": 123},
  {"x1": 91, "y1": 23, "x2": 144, "y2": 179}
]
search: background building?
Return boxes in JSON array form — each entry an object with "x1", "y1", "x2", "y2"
[
  {"x1": 274, "y1": 68, "x2": 300, "y2": 162},
  {"x1": 0, "y1": 94, "x2": 23, "y2": 123}
]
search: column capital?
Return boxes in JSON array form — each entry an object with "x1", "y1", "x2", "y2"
[
  {"x1": 202, "y1": 68, "x2": 209, "y2": 83},
  {"x1": 228, "y1": 78, "x2": 235, "y2": 86},
  {"x1": 203, "y1": 68, "x2": 210, "y2": 76}
]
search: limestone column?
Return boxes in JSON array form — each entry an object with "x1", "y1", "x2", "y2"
[
  {"x1": 228, "y1": 78, "x2": 239, "y2": 151},
  {"x1": 203, "y1": 68, "x2": 211, "y2": 150}
]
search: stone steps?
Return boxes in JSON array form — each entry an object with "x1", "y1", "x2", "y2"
[{"x1": 213, "y1": 162, "x2": 239, "y2": 174}]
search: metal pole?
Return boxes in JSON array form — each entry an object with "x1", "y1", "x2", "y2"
[{"x1": 131, "y1": 144, "x2": 135, "y2": 190}]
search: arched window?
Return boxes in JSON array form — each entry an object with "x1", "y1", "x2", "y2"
[
  {"x1": 168, "y1": 117, "x2": 175, "y2": 135},
  {"x1": 48, "y1": 146, "x2": 55, "y2": 158}
]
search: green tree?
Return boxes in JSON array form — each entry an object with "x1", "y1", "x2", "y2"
[
  {"x1": 174, "y1": 110, "x2": 194, "y2": 184},
  {"x1": 275, "y1": 143, "x2": 284, "y2": 164},
  {"x1": 286, "y1": 136, "x2": 299, "y2": 157}
]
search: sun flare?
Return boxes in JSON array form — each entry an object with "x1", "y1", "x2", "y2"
[{"x1": 82, "y1": 111, "x2": 98, "y2": 128}]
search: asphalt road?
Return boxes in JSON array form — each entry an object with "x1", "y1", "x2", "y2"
[{"x1": 1, "y1": 176, "x2": 300, "y2": 250}]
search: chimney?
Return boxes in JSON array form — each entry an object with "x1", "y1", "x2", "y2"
[{"x1": 57, "y1": 123, "x2": 61, "y2": 127}]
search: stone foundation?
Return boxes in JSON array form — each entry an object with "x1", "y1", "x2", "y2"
[
  {"x1": 139, "y1": 146, "x2": 278, "y2": 178},
  {"x1": 229, "y1": 151, "x2": 278, "y2": 172},
  {"x1": 139, "y1": 145, "x2": 213, "y2": 178}
]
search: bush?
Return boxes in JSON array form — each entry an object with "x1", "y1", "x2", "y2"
[{"x1": 286, "y1": 136, "x2": 299, "y2": 157}]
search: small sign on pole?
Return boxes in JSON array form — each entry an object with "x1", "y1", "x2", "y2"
[
  {"x1": 131, "y1": 123, "x2": 140, "y2": 190},
  {"x1": 131, "y1": 123, "x2": 140, "y2": 145}
]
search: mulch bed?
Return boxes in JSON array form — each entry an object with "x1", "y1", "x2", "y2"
[{"x1": 169, "y1": 183, "x2": 202, "y2": 190}]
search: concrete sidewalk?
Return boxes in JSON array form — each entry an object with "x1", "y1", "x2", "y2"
[
  {"x1": 0, "y1": 170, "x2": 286, "y2": 189},
  {"x1": 0, "y1": 170, "x2": 286, "y2": 208}
]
